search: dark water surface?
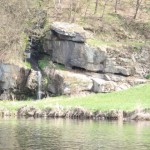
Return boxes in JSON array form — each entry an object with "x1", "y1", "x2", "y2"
[{"x1": 0, "y1": 118, "x2": 150, "y2": 150}]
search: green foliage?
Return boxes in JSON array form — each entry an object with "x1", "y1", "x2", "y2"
[
  {"x1": 43, "y1": 77, "x2": 49, "y2": 85},
  {"x1": 87, "y1": 38, "x2": 115, "y2": 46},
  {"x1": 87, "y1": 38, "x2": 103, "y2": 46},
  {"x1": 21, "y1": 33, "x2": 29, "y2": 51},
  {"x1": 38, "y1": 56, "x2": 50, "y2": 69},
  {"x1": 145, "y1": 74, "x2": 150, "y2": 79},
  {"x1": 54, "y1": 63, "x2": 65, "y2": 70},
  {"x1": 24, "y1": 61, "x2": 31, "y2": 69},
  {"x1": 38, "y1": 55, "x2": 66, "y2": 70}
]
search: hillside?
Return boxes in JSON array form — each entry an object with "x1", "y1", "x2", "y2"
[
  {"x1": 0, "y1": 0, "x2": 150, "y2": 101},
  {"x1": 0, "y1": 0, "x2": 150, "y2": 64}
]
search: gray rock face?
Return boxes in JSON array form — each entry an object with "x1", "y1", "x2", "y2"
[
  {"x1": 133, "y1": 46, "x2": 150, "y2": 76},
  {"x1": 43, "y1": 22, "x2": 137, "y2": 76},
  {"x1": 0, "y1": 64, "x2": 41, "y2": 100},
  {"x1": 47, "y1": 72, "x2": 64, "y2": 95},
  {"x1": 0, "y1": 64, "x2": 20, "y2": 90},
  {"x1": 51, "y1": 22, "x2": 87, "y2": 42},
  {"x1": 70, "y1": 44, "x2": 107, "y2": 71},
  {"x1": 43, "y1": 68, "x2": 93, "y2": 95},
  {"x1": 92, "y1": 78, "x2": 117, "y2": 93},
  {"x1": 43, "y1": 31, "x2": 53, "y2": 56},
  {"x1": 104, "y1": 60, "x2": 135, "y2": 76},
  {"x1": 52, "y1": 41, "x2": 107, "y2": 72},
  {"x1": 40, "y1": 22, "x2": 150, "y2": 96},
  {"x1": 0, "y1": 64, "x2": 29, "y2": 100},
  {"x1": 26, "y1": 70, "x2": 38, "y2": 91}
]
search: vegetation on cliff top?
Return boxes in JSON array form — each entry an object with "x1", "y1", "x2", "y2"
[
  {"x1": 0, "y1": 83, "x2": 150, "y2": 112},
  {"x1": 0, "y1": 0, "x2": 150, "y2": 64}
]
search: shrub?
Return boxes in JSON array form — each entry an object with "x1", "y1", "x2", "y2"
[
  {"x1": 145, "y1": 74, "x2": 150, "y2": 79},
  {"x1": 38, "y1": 56, "x2": 50, "y2": 69}
]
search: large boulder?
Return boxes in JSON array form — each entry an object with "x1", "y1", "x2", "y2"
[
  {"x1": 0, "y1": 64, "x2": 20, "y2": 90},
  {"x1": 92, "y1": 78, "x2": 117, "y2": 93},
  {"x1": 51, "y1": 22, "x2": 88, "y2": 42},
  {"x1": 43, "y1": 67, "x2": 93, "y2": 95},
  {"x1": 133, "y1": 46, "x2": 150, "y2": 77},
  {"x1": 26, "y1": 70, "x2": 38, "y2": 92},
  {"x1": 104, "y1": 47, "x2": 136, "y2": 76},
  {"x1": 0, "y1": 64, "x2": 30, "y2": 100},
  {"x1": 70, "y1": 44, "x2": 107, "y2": 71},
  {"x1": 0, "y1": 63, "x2": 42, "y2": 100},
  {"x1": 0, "y1": 64, "x2": 30, "y2": 91},
  {"x1": 41, "y1": 22, "x2": 149, "y2": 96},
  {"x1": 52, "y1": 41, "x2": 107, "y2": 71},
  {"x1": 104, "y1": 58, "x2": 135, "y2": 76}
]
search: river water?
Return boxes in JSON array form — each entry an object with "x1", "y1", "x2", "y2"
[{"x1": 0, "y1": 118, "x2": 150, "y2": 150}]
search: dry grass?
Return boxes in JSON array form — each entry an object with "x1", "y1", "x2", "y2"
[{"x1": 0, "y1": 0, "x2": 150, "y2": 64}]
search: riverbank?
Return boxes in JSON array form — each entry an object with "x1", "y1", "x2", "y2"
[
  {"x1": 0, "y1": 83, "x2": 150, "y2": 121},
  {"x1": 1, "y1": 106, "x2": 150, "y2": 121}
]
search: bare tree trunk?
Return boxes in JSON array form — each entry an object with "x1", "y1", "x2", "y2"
[
  {"x1": 101, "y1": 0, "x2": 109, "y2": 19},
  {"x1": 84, "y1": 0, "x2": 91, "y2": 19},
  {"x1": 72, "y1": 0, "x2": 79, "y2": 23},
  {"x1": 133, "y1": 0, "x2": 142, "y2": 19},
  {"x1": 94, "y1": 0, "x2": 99, "y2": 14},
  {"x1": 69, "y1": 0, "x2": 73, "y2": 22},
  {"x1": 114, "y1": 0, "x2": 118, "y2": 13}
]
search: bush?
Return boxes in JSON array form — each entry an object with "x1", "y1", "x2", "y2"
[
  {"x1": 24, "y1": 62, "x2": 31, "y2": 69},
  {"x1": 38, "y1": 56, "x2": 50, "y2": 69},
  {"x1": 145, "y1": 74, "x2": 150, "y2": 79}
]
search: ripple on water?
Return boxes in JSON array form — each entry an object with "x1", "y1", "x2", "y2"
[{"x1": 0, "y1": 119, "x2": 150, "y2": 150}]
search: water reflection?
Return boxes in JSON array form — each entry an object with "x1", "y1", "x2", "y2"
[{"x1": 0, "y1": 118, "x2": 150, "y2": 150}]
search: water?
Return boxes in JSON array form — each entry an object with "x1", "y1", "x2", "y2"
[
  {"x1": 0, "y1": 119, "x2": 150, "y2": 150},
  {"x1": 37, "y1": 71, "x2": 42, "y2": 99}
]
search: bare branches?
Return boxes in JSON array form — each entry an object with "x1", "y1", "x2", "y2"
[
  {"x1": 0, "y1": 0, "x2": 46, "y2": 64},
  {"x1": 0, "y1": 0, "x2": 149, "y2": 64}
]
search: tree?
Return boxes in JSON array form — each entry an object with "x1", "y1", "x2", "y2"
[
  {"x1": 84, "y1": 0, "x2": 91, "y2": 18},
  {"x1": 94, "y1": 0, "x2": 99, "y2": 14},
  {"x1": 114, "y1": 0, "x2": 120, "y2": 13},
  {"x1": 101, "y1": 0, "x2": 109, "y2": 19},
  {"x1": 0, "y1": 0, "x2": 45, "y2": 64},
  {"x1": 133, "y1": 0, "x2": 143, "y2": 19}
]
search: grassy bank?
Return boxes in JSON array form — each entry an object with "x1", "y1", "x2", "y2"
[{"x1": 0, "y1": 84, "x2": 150, "y2": 112}]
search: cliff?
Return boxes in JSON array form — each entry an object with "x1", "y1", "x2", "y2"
[{"x1": 0, "y1": 22, "x2": 149, "y2": 100}]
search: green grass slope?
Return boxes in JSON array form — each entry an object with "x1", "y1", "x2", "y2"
[{"x1": 0, "y1": 83, "x2": 150, "y2": 112}]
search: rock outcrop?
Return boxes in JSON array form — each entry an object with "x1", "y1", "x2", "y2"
[
  {"x1": 51, "y1": 22, "x2": 88, "y2": 42},
  {"x1": 41, "y1": 22, "x2": 149, "y2": 96},
  {"x1": 0, "y1": 22, "x2": 149, "y2": 100},
  {"x1": 0, "y1": 64, "x2": 40, "y2": 100},
  {"x1": 51, "y1": 41, "x2": 107, "y2": 71},
  {"x1": 43, "y1": 22, "x2": 138, "y2": 76},
  {"x1": 92, "y1": 78, "x2": 117, "y2": 93},
  {"x1": 43, "y1": 66, "x2": 93, "y2": 95}
]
